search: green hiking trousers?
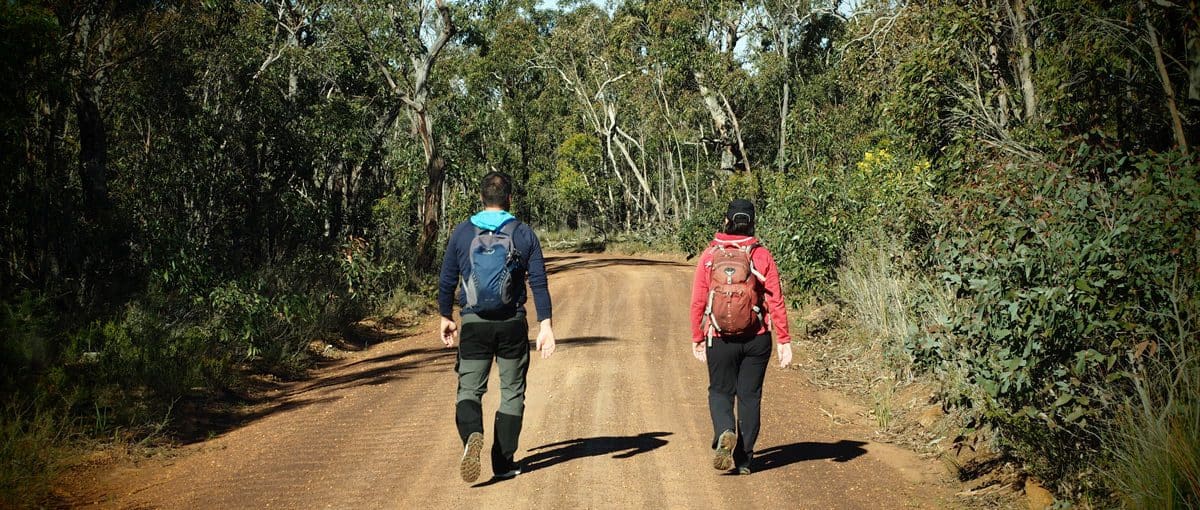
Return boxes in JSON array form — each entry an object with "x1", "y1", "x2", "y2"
[{"x1": 454, "y1": 312, "x2": 530, "y2": 473}]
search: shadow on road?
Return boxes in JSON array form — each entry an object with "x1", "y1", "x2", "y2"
[
  {"x1": 524, "y1": 431, "x2": 673, "y2": 471},
  {"x1": 748, "y1": 440, "x2": 869, "y2": 473},
  {"x1": 169, "y1": 395, "x2": 344, "y2": 445},
  {"x1": 471, "y1": 431, "x2": 673, "y2": 486},
  {"x1": 542, "y1": 255, "x2": 584, "y2": 264},
  {"x1": 529, "y1": 336, "x2": 621, "y2": 351},
  {"x1": 288, "y1": 347, "x2": 456, "y2": 397},
  {"x1": 168, "y1": 346, "x2": 455, "y2": 445}
]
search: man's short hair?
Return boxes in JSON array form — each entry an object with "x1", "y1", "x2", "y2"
[{"x1": 481, "y1": 171, "x2": 512, "y2": 207}]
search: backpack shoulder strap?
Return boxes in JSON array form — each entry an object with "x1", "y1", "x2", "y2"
[
  {"x1": 496, "y1": 219, "x2": 522, "y2": 262},
  {"x1": 745, "y1": 243, "x2": 766, "y2": 282},
  {"x1": 498, "y1": 219, "x2": 519, "y2": 236}
]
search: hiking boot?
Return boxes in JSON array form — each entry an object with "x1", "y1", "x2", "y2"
[
  {"x1": 736, "y1": 464, "x2": 752, "y2": 475},
  {"x1": 713, "y1": 430, "x2": 736, "y2": 471},
  {"x1": 460, "y1": 432, "x2": 484, "y2": 483}
]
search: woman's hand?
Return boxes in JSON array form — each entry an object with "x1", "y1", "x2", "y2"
[
  {"x1": 692, "y1": 341, "x2": 707, "y2": 362},
  {"x1": 777, "y1": 342, "x2": 792, "y2": 368}
]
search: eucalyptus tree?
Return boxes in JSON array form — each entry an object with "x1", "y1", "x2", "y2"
[
  {"x1": 0, "y1": 1, "x2": 180, "y2": 300},
  {"x1": 449, "y1": 0, "x2": 560, "y2": 213},
  {"x1": 539, "y1": 4, "x2": 667, "y2": 226},
  {"x1": 745, "y1": 0, "x2": 845, "y2": 171},
  {"x1": 346, "y1": 0, "x2": 455, "y2": 271},
  {"x1": 1136, "y1": 0, "x2": 1189, "y2": 154}
]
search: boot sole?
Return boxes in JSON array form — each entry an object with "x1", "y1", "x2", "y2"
[
  {"x1": 713, "y1": 430, "x2": 736, "y2": 471},
  {"x1": 461, "y1": 432, "x2": 484, "y2": 483}
]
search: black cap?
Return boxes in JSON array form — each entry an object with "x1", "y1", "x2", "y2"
[{"x1": 725, "y1": 199, "x2": 755, "y2": 225}]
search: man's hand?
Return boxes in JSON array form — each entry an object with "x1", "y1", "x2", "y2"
[
  {"x1": 536, "y1": 318, "x2": 556, "y2": 359},
  {"x1": 440, "y1": 317, "x2": 458, "y2": 347},
  {"x1": 777, "y1": 342, "x2": 792, "y2": 368},
  {"x1": 692, "y1": 341, "x2": 706, "y2": 362}
]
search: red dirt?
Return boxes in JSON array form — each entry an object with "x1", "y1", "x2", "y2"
[{"x1": 59, "y1": 253, "x2": 958, "y2": 509}]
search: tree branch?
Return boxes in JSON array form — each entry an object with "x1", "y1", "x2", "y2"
[
  {"x1": 353, "y1": 15, "x2": 401, "y2": 94},
  {"x1": 720, "y1": 91, "x2": 751, "y2": 173},
  {"x1": 412, "y1": 0, "x2": 455, "y2": 97}
]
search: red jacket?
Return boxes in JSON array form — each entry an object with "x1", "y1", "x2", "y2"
[{"x1": 690, "y1": 233, "x2": 791, "y2": 344}]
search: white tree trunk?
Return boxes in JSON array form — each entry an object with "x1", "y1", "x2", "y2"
[{"x1": 696, "y1": 73, "x2": 736, "y2": 173}]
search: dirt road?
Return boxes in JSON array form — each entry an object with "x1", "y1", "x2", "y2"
[{"x1": 66, "y1": 253, "x2": 955, "y2": 509}]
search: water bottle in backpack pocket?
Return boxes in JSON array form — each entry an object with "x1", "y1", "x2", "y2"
[{"x1": 462, "y1": 221, "x2": 520, "y2": 312}]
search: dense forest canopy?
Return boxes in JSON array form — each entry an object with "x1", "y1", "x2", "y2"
[
  {"x1": 2, "y1": 0, "x2": 1194, "y2": 289},
  {"x1": 2, "y1": 0, "x2": 1197, "y2": 506}
]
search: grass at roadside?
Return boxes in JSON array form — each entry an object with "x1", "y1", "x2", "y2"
[
  {"x1": 795, "y1": 231, "x2": 1021, "y2": 508},
  {"x1": 0, "y1": 403, "x2": 68, "y2": 509},
  {"x1": 1101, "y1": 285, "x2": 1199, "y2": 510}
]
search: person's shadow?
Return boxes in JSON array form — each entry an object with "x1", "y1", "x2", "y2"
[
  {"x1": 746, "y1": 440, "x2": 870, "y2": 473},
  {"x1": 523, "y1": 431, "x2": 672, "y2": 472},
  {"x1": 472, "y1": 431, "x2": 672, "y2": 486}
]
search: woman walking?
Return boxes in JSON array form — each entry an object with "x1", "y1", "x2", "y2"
[{"x1": 690, "y1": 199, "x2": 792, "y2": 475}]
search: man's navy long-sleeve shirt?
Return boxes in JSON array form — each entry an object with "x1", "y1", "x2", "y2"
[{"x1": 438, "y1": 219, "x2": 552, "y2": 321}]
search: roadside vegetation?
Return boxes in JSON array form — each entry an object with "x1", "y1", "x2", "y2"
[{"x1": 2, "y1": 0, "x2": 1196, "y2": 507}]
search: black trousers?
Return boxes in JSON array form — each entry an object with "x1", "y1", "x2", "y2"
[{"x1": 706, "y1": 332, "x2": 772, "y2": 467}]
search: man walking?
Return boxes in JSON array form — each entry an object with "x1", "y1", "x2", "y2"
[{"x1": 438, "y1": 171, "x2": 556, "y2": 483}]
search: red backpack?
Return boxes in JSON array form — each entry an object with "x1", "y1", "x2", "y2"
[{"x1": 702, "y1": 243, "x2": 762, "y2": 341}]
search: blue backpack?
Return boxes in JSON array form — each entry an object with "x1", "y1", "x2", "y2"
[{"x1": 462, "y1": 220, "x2": 520, "y2": 312}]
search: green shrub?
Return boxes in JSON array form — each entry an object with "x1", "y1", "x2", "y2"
[
  {"x1": 759, "y1": 168, "x2": 853, "y2": 294},
  {"x1": 0, "y1": 292, "x2": 54, "y2": 392},
  {"x1": 908, "y1": 151, "x2": 1200, "y2": 489},
  {"x1": 361, "y1": 194, "x2": 423, "y2": 316},
  {"x1": 606, "y1": 223, "x2": 680, "y2": 255},
  {"x1": 0, "y1": 243, "x2": 385, "y2": 505},
  {"x1": 759, "y1": 145, "x2": 934, "y2": 296},
  {"x1": 0, "y1": 295, "x2": 68, "y2": 507},
  {"x1": 207, "y1": 258, "x2": 342, "y2": 375},
  {"x1": 676, "y1": 200, "x2": 725, "y2": 257}
]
